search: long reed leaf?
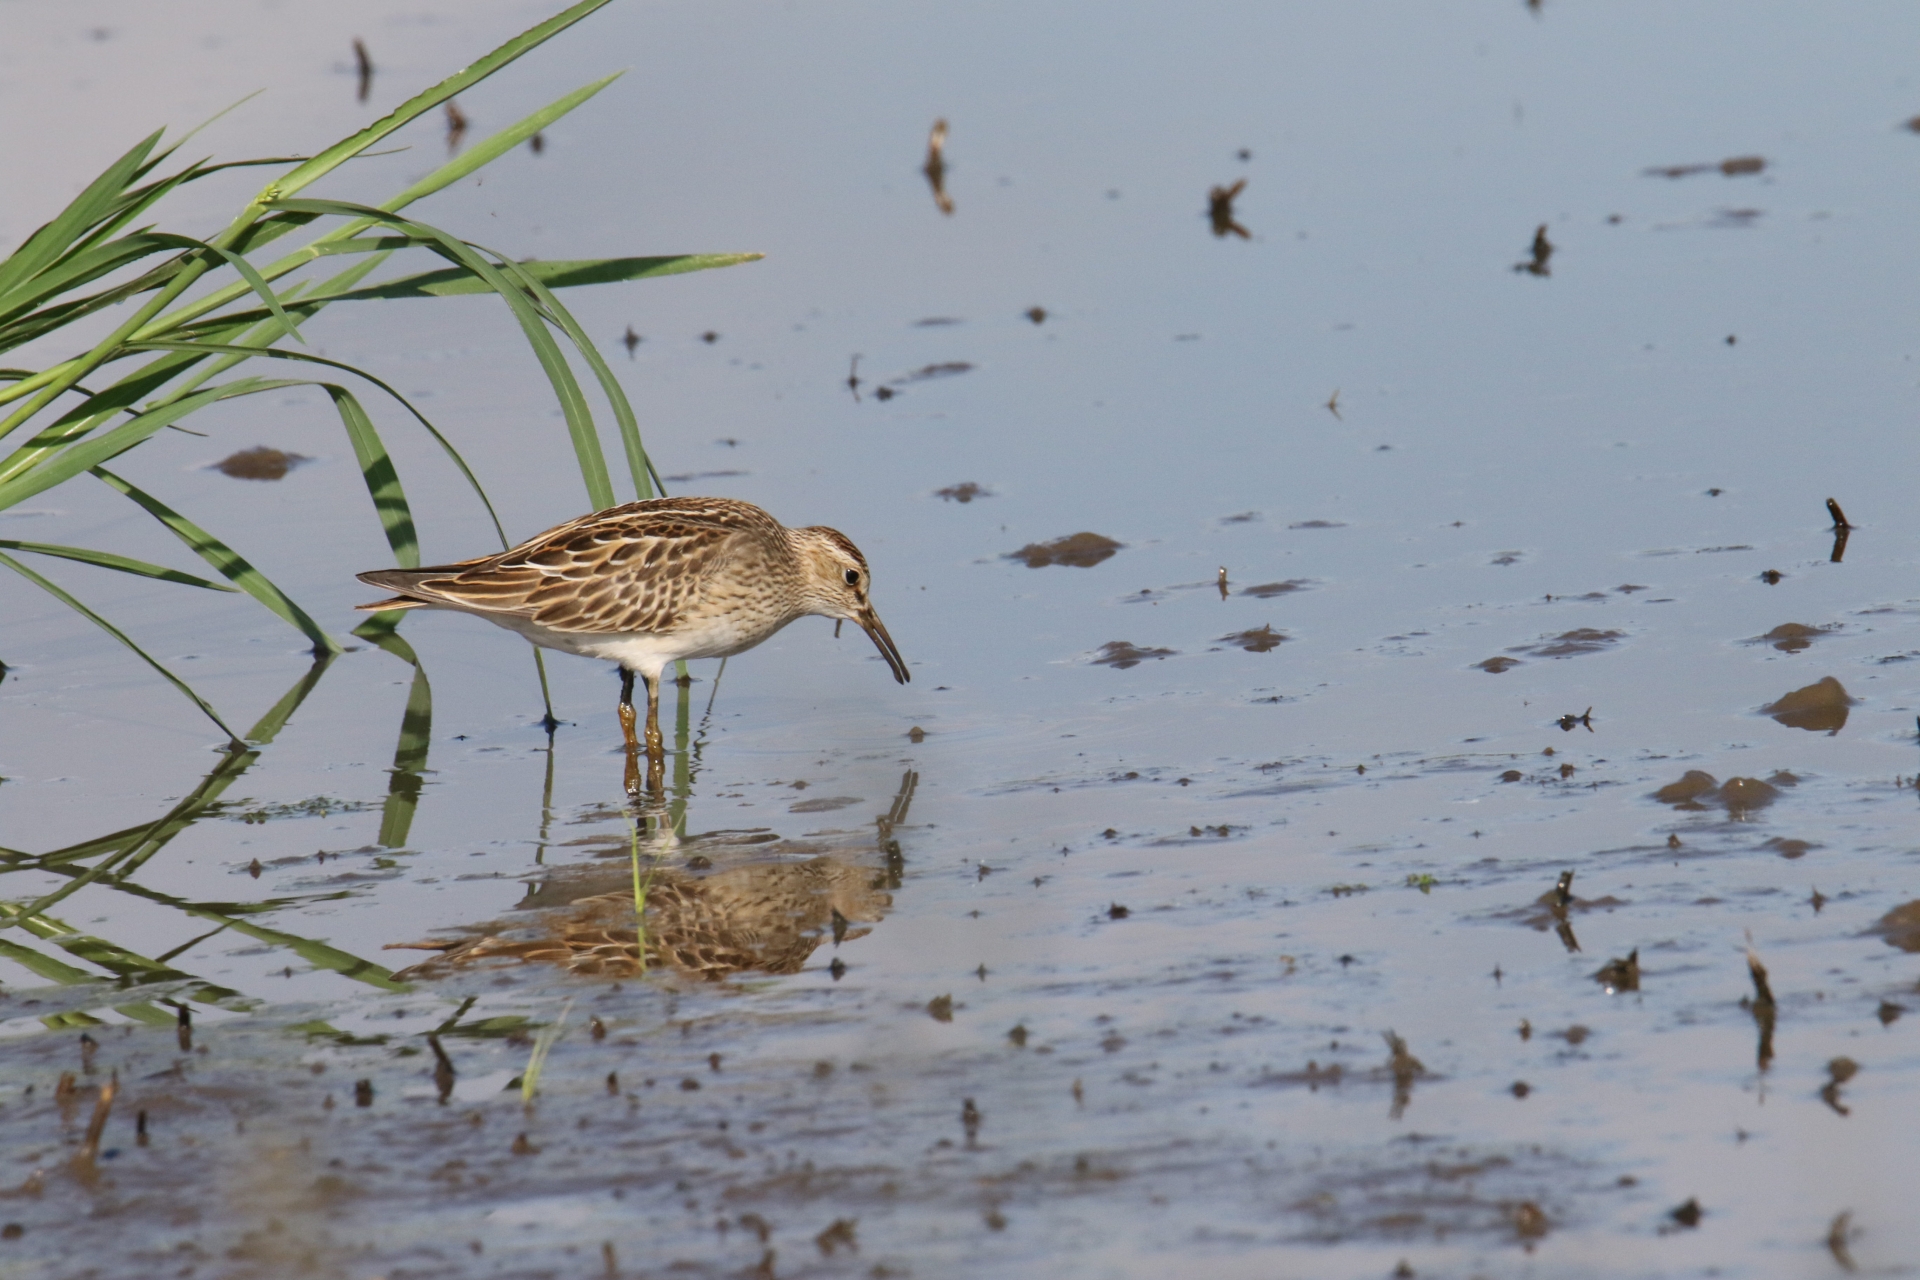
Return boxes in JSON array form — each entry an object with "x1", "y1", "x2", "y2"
[
  {"x1": 311, "y1": 253, "x2": 763, "y2": 300},
  {"x1": 0, "y1": 130, "x2": 164, "y2": 306},
  {"x1": 266, "y1": 199, "x2": 618, "y2": 509},
  {"x1": 323, "y1": 385, "x2": 418, "y2": 569},
  {"x1": 135, "y1": 74, "x2": 624, "y2": 343},
  {"x1": 0, "y1": 376, "x2": 301, "y2": 501},
  {"x1": 0, "y1": 539, "x2": 235, "y2": 591},
  {"x1": 0, "y1": 550, "x2": 238, "y2": 742},
  {"x1": 91, "y1": 467, "x2": 340, "y2": 656}
]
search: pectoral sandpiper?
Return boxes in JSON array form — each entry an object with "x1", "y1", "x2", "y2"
[{"x1": 355, "y1": 496, "x2": 908, "y2": 790}]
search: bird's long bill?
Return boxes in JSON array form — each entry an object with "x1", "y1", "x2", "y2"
[{"x1": 858, "y1": 606, "x2": 910, "y2": 684}]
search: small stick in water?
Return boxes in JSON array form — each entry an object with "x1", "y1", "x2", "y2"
[
  {"x1": 352, "y1": 38, "x2": 373, "y2": 103},
  {"x1": 1826, "y1": 498, "x2": 1853, "y2": 529},
  {"x1": 1217, "y1": 566, "x2": 1229, "y2": 600}
]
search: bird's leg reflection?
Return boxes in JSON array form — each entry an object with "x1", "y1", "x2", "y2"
[{"x1": 876, "y1": 769, "x2": 918, "y2": 889}]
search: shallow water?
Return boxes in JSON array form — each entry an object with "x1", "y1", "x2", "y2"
[{"x1": 5, "y1": 2, "x2": 1920, "y2": 1276}]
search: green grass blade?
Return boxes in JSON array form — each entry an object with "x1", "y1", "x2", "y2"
[
  {"x1": 0, "y1": 538, "x2": 236, "y2": 591},
  {"x1": 257, "y1": 0, "x2": 614, "y2": 204},
  {"x1": 0, "y1": 549, "x2": 239, "y2": 743},
  {"x1": 322, "y1": 385, "x2": 418, "y2": 568},
  {"x1": 130, "y1": 334, "x2": 513, "y2": 551},
  {"x1": 268, "y1": 199, "x2": 616, "y2": 509},
  {"x1": 128, "y1": 75, "x2": 622, "y2": 344},
  {"x1": 145, "y1": 233, "x2": 308, "y2": 345},
  {"x1": 495, "y1": 257, "x2": 655, "y2": 500},
  {"x1": 0, "y1": 130, "x2": 164, "y2": 305},
  {"x1": 310, "y1": 252, "x2": 763, "y2": 301},
  {"x1": 0, "y1": 231, "x2": 188, "y2": 331},
  {"x1": 0, "y1": 935, "x2": 96, "y2": 985},
  {"x1": 0, "y1": 375, "x2": 296, "y2": 506},
  {"x1": 521, "y1": 998, "x2": 572, "y2": 1101},
  {"x1": 90, "y1": 466, "x2": 341, "y2": 655}
]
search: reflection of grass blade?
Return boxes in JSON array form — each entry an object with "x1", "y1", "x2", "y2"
[
  {"x1": 0, "y1": 549, "x2": 238, "y2": 743},
  {"x1": 357, "y1": 625, "x2": 433, "y2": 849},
  {"x1": 92, "y1": 467, "x2": 339, "y2": 655},
  {"x1": 0, "y1": 538, "x2": 235, "y2": 591},
  {"x1": 244, "y1": 653, "x2": 334, "y2": 746},
  {"x1": 325, "y1": 385, "x2": 418, "y2": 569},
  {"x1": 630, "y1": 823, "x2": 655, "y2": 975},
  {"x1": 521, "y1": 998, "x2": 572, "y2": 1102},
  {"x1": 669, "y1": 673, "x2": 692, "y2": 837}
]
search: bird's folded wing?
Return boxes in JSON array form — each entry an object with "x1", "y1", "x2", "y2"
[{"x1": 377, "y1": 515, "x2": 752, "y2": 634}]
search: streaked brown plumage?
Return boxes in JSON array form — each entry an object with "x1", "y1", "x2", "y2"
[{"x1": 355, "y1": 496, "x2": 906, "y2": 786}]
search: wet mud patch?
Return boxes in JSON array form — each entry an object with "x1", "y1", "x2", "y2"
[
  {"x1": 212, "y1": 446, "x2": 309, "y2": 480},
  {"x1": 1008, "y1": 532, "x2": 1123, "y2": 568}
]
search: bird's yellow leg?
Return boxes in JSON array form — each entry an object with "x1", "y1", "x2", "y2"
[
  {"x1": 619, "y1": 668, "x2": 645, "y2": 796},
  {"x1": 644, "y1": 673, "x2": 666, "y2": 794},
  {"x1": 617, "y1": 668, "x2": 640, "y2": 750}
]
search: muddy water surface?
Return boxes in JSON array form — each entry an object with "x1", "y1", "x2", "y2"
[{"x1": 4, "y1": 2, "x2": 1920, "y2": 1277}]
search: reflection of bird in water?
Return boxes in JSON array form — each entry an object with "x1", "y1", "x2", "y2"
[
  {"x1": 356, "y1": 497, "x2": 908, "y2": 794},
  {"x1": 1208, "y1": 179, "x2": 1250, "y2": 239},
  {"x1": 923, "y1": 118, "x2": 954, "y2": 215},
  {"x1": 388, "y1": 856, "x2": 894, "y2": 981}
]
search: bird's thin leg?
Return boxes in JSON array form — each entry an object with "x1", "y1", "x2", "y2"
[
  {"x1": 643, "y1": 672, "x2": 666, "y2": 791},
  {"x1": 619, "y1": 668, "x2": 643, "y2": 797},
  {"x1": 617, "y1": 668, "x2": 640, "y2": 749}
]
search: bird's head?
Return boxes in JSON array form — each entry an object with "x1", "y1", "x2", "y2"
[{"x1": 792, "y1": 526, "x2": 909, "y2": 684}]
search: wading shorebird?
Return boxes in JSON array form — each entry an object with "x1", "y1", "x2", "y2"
[{"x1": 356, "y1": 496, "x2": 908, "y2": 791}]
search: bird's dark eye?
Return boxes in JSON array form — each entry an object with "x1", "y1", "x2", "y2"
[{"x1": 843, "y1": 568, "x2": 861, "y2": 586}]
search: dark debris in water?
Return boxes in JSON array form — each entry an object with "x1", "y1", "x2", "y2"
[
  {"x1": 1513, "y1": 629, "x2": 1627, "y2": 659},
  {"x1": 1651, "y1": 770, "x2": 1789, "y2": 815},
  {"x1": 1218, "y1": 625, "x2": 1287, "y2": 653},
  {"x1": 1092, "y1": 641, "x2": 1176, "y2": 670},
  {"x1": 213, "y1": 447, "x2": 309, "y2": 480},
  {"x1": 1242, "y1": 579, "x2": 1310, "y2": 599},
  {"x1": 1644, "y1": 155, "x2": 1767, "y2": 178},
  {"x1": 1008, "y1": 532, "x2": 1122, "y2": 568},
  {"x1": 935, "y1": 482, "x2": 991, "y2": 503},
  {"x1": 1747, "y1": 622, "x2": 1834, "y2": 652}
]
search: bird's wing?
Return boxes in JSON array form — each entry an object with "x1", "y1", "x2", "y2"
[{"x1": 361, "y1": 499, "x2": 777, "y2": 634}]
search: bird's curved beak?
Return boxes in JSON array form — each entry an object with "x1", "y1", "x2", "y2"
[{"x1": 858, "y1": 606, "x2": 909, "y2": 684}]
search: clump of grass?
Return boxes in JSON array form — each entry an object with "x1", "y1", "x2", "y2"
[{"x1": 0, "y1": 0, "x2": 758, "y2": 737}]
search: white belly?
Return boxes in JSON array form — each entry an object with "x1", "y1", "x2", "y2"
[{"x1": 472, "y1": 608, "x2": 794, "y2": 679}]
